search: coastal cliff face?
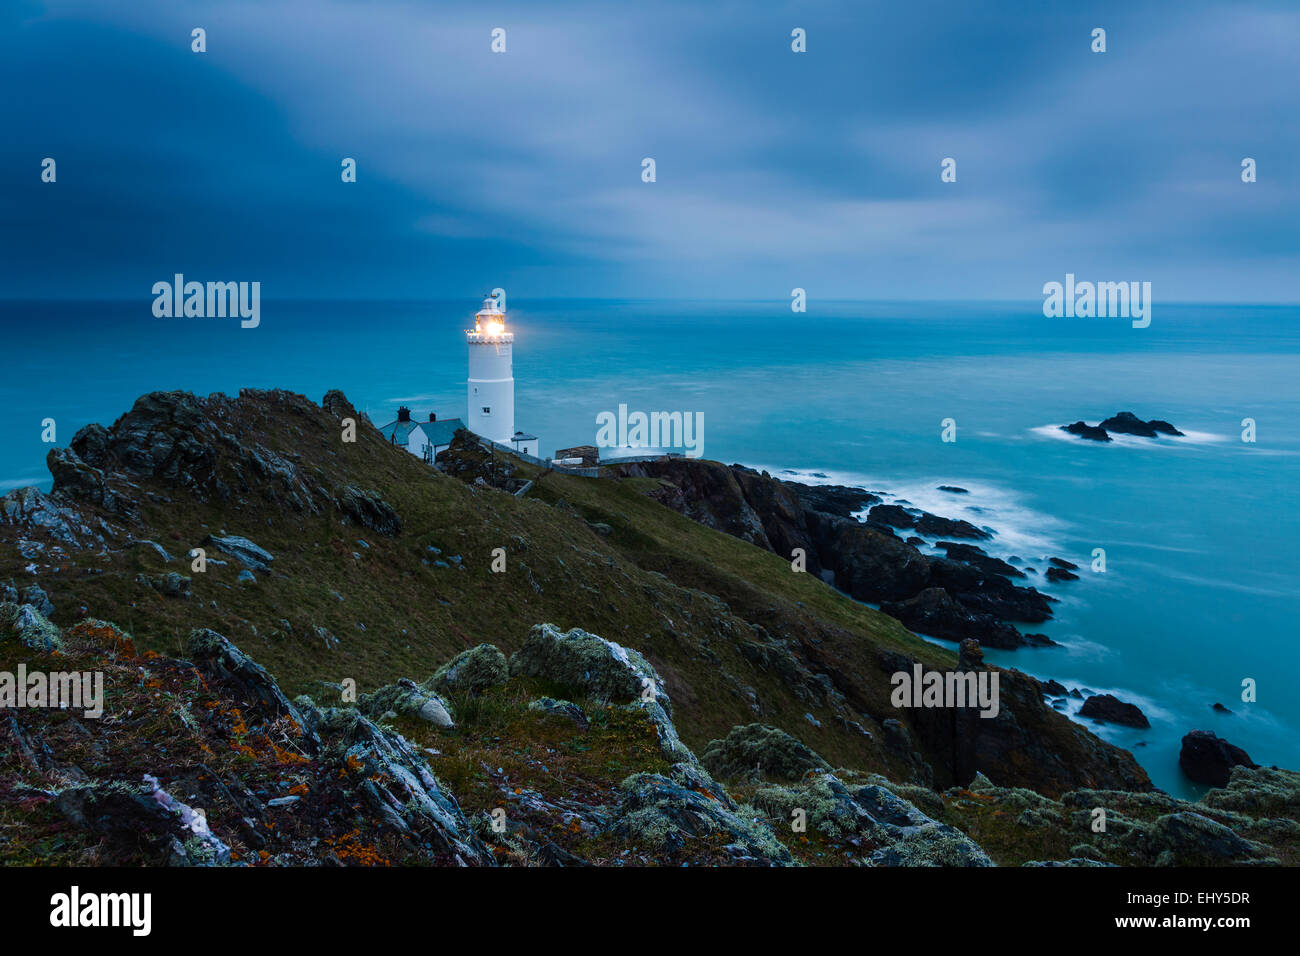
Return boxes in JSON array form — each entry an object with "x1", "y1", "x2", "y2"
[{"x1": 2, "y1": 388, "x2": 1294, "y2": 866}]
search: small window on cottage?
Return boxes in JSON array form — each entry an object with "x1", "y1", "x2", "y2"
[{"x1": 482, "y1": 407, "x2": 491, "y2": 414}]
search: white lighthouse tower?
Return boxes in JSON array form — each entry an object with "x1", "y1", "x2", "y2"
[{"x1": 467, "y1": 294, "x2": 540, "y2": 457}]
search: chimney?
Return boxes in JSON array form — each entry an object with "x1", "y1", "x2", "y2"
[
  {"x1": 429, "y1": 412, "x2": 437, "y2": 422},
  {"x1": 397, "y1": 406, "x2": 411, "y2": 422}
]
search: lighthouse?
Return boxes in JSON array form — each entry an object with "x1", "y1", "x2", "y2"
[{"x1": 466, "y1": 294, "x2": 539, "y2": 457}]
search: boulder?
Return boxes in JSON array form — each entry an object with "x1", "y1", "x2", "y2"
[
  {"x1": 609, "y1": 763, "x2": 792, "y2": 865},
  {"x1": 1061, "y1": 421, "x2": 1111, "y2": 442},
  {"x1": 700, "y1": 723, "x2": 831, "y2": 783},
  {"x1": 0, "y1": 602, "x2": 62, "y2": 652},
  {"x1": 427, "y1": 643, "x2": 509, "y2": 698},
  {"x1": 1099, "y1": 411, "x2": 1183, "y2": 438},
  {"x1": 1179, "y1": 730, "x2": 1256, "y2": 787},
  {"x1": 867, "y1": 504, "x2": 917, "y2": 529},
  {"x1": 1079, "y1": 693, "x2": 1150, "y2": 729},
  {"x1": 359, "y1": 678, "x2": 455, "y2": 728},
  {"x1": 509, "y1": 623, "x2": 670, "y2": 713},
  {"x1": 915, "y1": 513, "x2": 990, "y2": 540}
]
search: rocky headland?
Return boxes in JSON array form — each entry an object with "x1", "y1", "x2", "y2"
[{"x1": 0, "y1": 389, "x2": 1292, "y2": 867}]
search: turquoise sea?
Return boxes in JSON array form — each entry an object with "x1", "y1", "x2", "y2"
[{"x1": 2, "y1": 298, "x2": 1297, "y2": 797}]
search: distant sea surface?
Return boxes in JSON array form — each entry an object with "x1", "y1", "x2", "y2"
[{"x1": 3, "y1": 298, "x2": 1297, "y2": 797}]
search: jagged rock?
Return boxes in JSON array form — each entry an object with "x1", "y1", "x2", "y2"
[
  {"x1": 868, "y1": 504, "x2": 917, "y2": 529},
  {"x1": 1039, "y1": 678, "x2": 1070, "y2": 697},
  {"x1": 509, "y1": 623, "x2": 671, "y2": 713},
  {"x1": 914, "y1": 513, "x2": 990, "y2": 540},
  {"x1": 0, "y1": 602, "x2": 62, "y2": 652},
  {"x1": 1045, "y1": 566, "x2": 1079, "y2": 582},
  {"x1": 186, "y1": 628, "x2": 316, "y2": 747},
  {"x1": 1079, "y1": 693, "x2": 1150, "y2": 729},
  {"x1": 789, "y1": 482, "x2": 880, "y2": 518},
  {"x1": 1061, "y1": 421, "x2": 1112, "y2": 442},
  {"x1": 428, "y1": 644, "x2": 509, "y2": 698},
  {"x1": 335, "y1": 485, "x2": 402, "y2": 537},
  {"x1": 528, "y1": 697, "x2": 589, "y2": 729},
  {"x1": 925, "y1": 558, "x2": 1054, "y2": 622},
  {"x1": 809, "y1": 514, "x2": 931, "y2": 602},
  {"x1": 310, "y1": 704, "x2": 493, "y2": 864},
  {"x1": 359, "y1": 678, "x2": 455, "y2": 728},
  {"x1": 321, "y1": 389, "x2": 358, "y2": 420},
  {"x1": 609, "y1": 762, "x2": 792, "y2": 865},
  {"x1": 880, "y1": 587, "x2": 1024, "y2": 649},
  {"x1": 752, "y1": 772, "x2": 993, "y2": 866},
  {"x1": 201, "y1": 534, "x2": 274, "y2": 572},
  {"x1": 0, "y1": 484, "x2": 114, "y2": 549},
  {"x1": 701, "y1": 723, "x2": 830, "y2": 783},
  {"x1": 19, "y1": 584, "x2": 54, "y2": 617},
  {"x1": 625, "y1": 698, "x2": 696, "y2": 763},
  {"x1": 1099, "y1": 411, "x2": 1183, "y2": 438},
  {"x1": 136, "y1": 571, "x2": 190, "y2": 598},
  {"x1": 1179, "y1": 730, "x2": 1256, "y2": 787},
  {"x1": 935, "y1": 542, "x2": 1025, "y2": 579},
  {"x1": 55, "y1": 779, "x2": 229, "y2": 866},
  {"x1": 1049, "y1": 557, "x2": 1079, "y2": 571}
]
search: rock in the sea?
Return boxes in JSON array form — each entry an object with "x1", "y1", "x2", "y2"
[
  {"x1": 935, "y1": 541, "x2": 1025, "y2": 579},
  {"x1": 1061, "y1": 421, "x2": 1112, "y2": 442},
  {"x1": 1079, "y1": 693, "x2": 1150, "y2": 729},
  {"x1": 937, "y1": 486, "x2": 969, "y2": 494},
  {"x1": 427, "y1": 643, "x2": 509, "y2": 698},
  {"x1": 914, "y1": 513, "x2": 990, "y2": 540},
  {"x1": 1045, "y1": 566, "x2": 1079, "y2": 583},
  {"x1": 1211, "y1": 702, "x2": 1233, "y2": 714},
  {"x1": 867, "y1": 504, "x2": 917, "y2": 529},
  {"x1": 1048, "y1": 557, "x2": 1079, "y2": 571},
  {"x1": 1099, "y1": 411, "x2": 1183, "y2": 438},
  {"x1": 700, "y1": 723, "x2": 830, "y2": 783},
  {"x1": 1179, "y1": 730, "x2": 1256, "y2": 787}
]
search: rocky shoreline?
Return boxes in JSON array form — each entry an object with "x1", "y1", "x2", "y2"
[
  {"x1": 0, "y1": 388, "x2": 1289, "y2": 866},
  {"x1": 609, "y1": 458, "x2": 1264, "y2": 790}
]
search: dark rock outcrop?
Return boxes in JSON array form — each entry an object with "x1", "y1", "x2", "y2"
[
  {"x1": 1179, "y1": 730, "x2": 1257, "y2": 787},
  {"x1": 1080, "y1": 694, "x2": 1150, "y2": 729},
  {"x1": 881, "y1": 588, "x2": 1024, "y2": 649},
  {"x1": 1061, "y1": 421, "x2": 1112, "y2": 442},
  {"x1": 1100, "y1": 411, "x2": 1184, "y2": 438}
]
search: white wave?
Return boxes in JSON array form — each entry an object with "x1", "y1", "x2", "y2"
[
  {"x1": 1031, "y1": 424, "x2": 1232, "y2": 448},
  {"x1": 756, "y1": 465, "x2": 1070, "y2": 560}
]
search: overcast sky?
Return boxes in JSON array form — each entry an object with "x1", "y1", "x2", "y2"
[{"x1": 2, "y1": 0, "x2": 1297, "y2": 301}]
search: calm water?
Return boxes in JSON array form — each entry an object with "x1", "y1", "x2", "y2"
[{"x1": 2, "y1": 298, "x2": 1297, "y2": 797}]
